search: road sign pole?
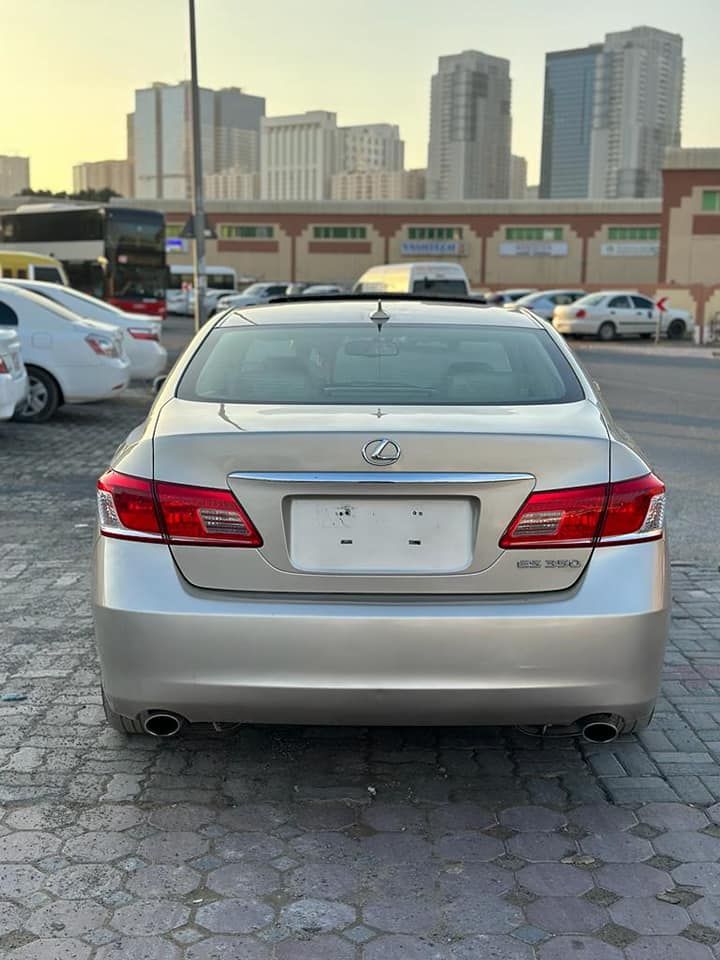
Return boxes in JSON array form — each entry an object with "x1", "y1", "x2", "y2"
[
  {"x1": 188, "y1": 0, "x2": 207, "y2": 332},
  {"x1": 655, "y1": 297, "x2": 667, "y2": 344}
]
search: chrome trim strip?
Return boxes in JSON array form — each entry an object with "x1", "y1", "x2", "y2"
[{"x1": 228, "y1": 471, "x2": 534, "y2": 484}]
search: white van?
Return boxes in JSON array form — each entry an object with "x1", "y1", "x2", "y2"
[{"x1": 353, "y1": 262, "x2": 470, "y2": 297}]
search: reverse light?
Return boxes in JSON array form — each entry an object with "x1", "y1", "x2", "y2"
[
  {"x1": 85, "y1": 334, "x2": 120, "y2": 358},
  {"x1": 500, "y1": 473, "x2": 665, "y2": 549},
  {"x1": 96, "y1": 470, "x2": 262, "y2": 547}
]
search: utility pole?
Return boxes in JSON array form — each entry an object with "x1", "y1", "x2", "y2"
[{"x1": 188, "y1": 0, "x2": 207, "y2": 331}]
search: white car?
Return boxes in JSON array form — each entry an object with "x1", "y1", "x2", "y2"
[
  {"x1": 485, "y1": 288, "x2": 537, "y2": 306},
  {"x1": 553, "y1": 291, "x2": 695, "y2": 341},
  {"x1": 301, "y1": 284, "x2": 347, "y2": 296},
  {"x1": 215, "y1": 282, "x2": 294, "y2": 313},
  {"x1": 0, "y1": 329, "x2": 28, "y2": 420},
  {"x1": 0, "y1": 279, "x2": 166, "y2": 380},
  {"x1": 505, "y1": 289, "x2": 586, "y2": 321},
  {"x1": 0, "y1": 284, "x2": 130, "y2": 422}
]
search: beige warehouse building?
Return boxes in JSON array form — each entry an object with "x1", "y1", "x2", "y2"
[{"x1": 3, "y1": 148, "x2": 719, "y2": 331}]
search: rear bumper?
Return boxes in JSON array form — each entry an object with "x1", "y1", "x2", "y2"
[
  {"x1": 58, "y1": 359, "x2": 130, "y2": 403},
  {"x1": 125, "y1": 340, "x2": 167, "y2": 381},
  {"x1": 93, "y1": 538, "x2": 669, "y2": 727},
  {"x1": 0, "y1": 371, "x2": 28, "y2": 420},
  {"x1": 553, "y1": 319, "x2": 598, "y2": 336}
]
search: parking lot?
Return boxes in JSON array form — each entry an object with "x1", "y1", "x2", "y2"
[{"x1": 2, "y1": 329, "x2": 720, "y2": 959}]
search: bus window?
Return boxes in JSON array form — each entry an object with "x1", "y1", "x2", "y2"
[
  {"x1": 31, "y1": 266, "x2": 64, "y2": 283},
  {"x1": 65, "y1": 261, "x2": 107, "y2": 299}
]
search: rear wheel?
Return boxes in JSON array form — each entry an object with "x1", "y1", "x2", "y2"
[
  {"x1": 667, "y1": 318, "x2": 686, "y2": 340},
  {"x1": 13, "y1": 366, "x2": 60, "y2": 423},
  {"x1": 597, "y1": 322, "x2": 616, "y2": 342},
  {"x1": 102, "y1": 688, "x2": 144, "y2": 735}
]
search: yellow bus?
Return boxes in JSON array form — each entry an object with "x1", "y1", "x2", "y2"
[{"x1": 0, "y1": 250, "x2": 68, "y2": 284}]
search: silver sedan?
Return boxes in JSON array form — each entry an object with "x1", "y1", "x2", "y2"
[{"x1": 93, "y1": 298, "x2": 669, "y2": 740}]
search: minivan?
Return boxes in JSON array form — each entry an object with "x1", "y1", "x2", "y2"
[{"x1": 353, "y1": 262, "x2": 470, "y2": 297}]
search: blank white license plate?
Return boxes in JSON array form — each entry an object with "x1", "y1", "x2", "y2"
[{"x1": 289, "y1": 498, "x2": 474, "y2": 574}]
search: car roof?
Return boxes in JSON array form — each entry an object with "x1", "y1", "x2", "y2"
[
  {"x1": 584, "y1": 290, "x2": 643, "y2": 297},
  {"x1": 357, "y1": 262, "x2": 467, "y2": 276},
  {"x1": 219, "y1": 297, "x2": 542, "y2": 329},
  {"x1": 521, "y1": 289, "x2": 584, "y2": 297},
  {"x1": 0, "y1": 281, "x2": 84, "y2": 320}
]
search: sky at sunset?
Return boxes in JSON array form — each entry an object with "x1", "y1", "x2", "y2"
[{"x1": 4, "y1": 0, "x2": 720, "y2": 192}]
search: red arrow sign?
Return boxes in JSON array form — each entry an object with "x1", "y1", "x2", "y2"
[{"x1": 656, "y1": 297, "x2": 668, "y2": 312}]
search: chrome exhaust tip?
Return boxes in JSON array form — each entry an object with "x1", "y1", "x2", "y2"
[
  {"x1": 581, "y1": 714, "x2": 623, "y2": 744},
  {"x1": 143, "y1": 712, "x2": 184, "y2": 738}
]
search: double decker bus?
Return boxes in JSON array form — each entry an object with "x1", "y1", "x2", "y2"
[{"x1": 0, "y1": 204, "x2": 167, "y2": 317}]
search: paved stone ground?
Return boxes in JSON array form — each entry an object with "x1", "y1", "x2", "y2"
[{"x1": 1, "y1": 391, "x2": 720, "y2": 959}]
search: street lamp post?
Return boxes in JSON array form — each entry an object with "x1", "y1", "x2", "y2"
[{"x1": 188, "y1": 0, "x2": 207, "y2": 332}]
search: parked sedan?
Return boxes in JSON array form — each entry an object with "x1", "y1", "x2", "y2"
[
  {"x1": 0, "y1": 279, "x2": 166, "y2": 380},
  {"x1": 485, "y1": 288, "x2": 536, "y2": 306},
  {"x1": 94, "y1": 297, "x2": 668, "y2": 741},
  {"x1": 301, "y1": 284, "x2": 348, "y2": 296},
  {"x1": 506, "y1": 289, "x2": 586, "y2": 321},
  {"x1": 0, "y1": 328, "x2": 28, "y2": 420},
  {"x1": 214, "y1": 282, "x2": 296, "y2": 314},
  {"x1": 0, "y1": 284, "x2": 130, "y2": 422},
  {"x1": 553, "y1": 291, "x2": 694, "y2": 341}
]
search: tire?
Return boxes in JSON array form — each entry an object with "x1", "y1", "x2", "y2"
[
  {"x1": 13, "y1": 366, "x2": 60, "y2": 423},
  {"x1": 667, "y1": 318, "x2": 685, "y2": 340},
  {"x1": 597, "y1": 321, "x2": 616, "y2": 342},
  {"x1": 102, "y1": 688, "x2": 145, "y2": 735}
]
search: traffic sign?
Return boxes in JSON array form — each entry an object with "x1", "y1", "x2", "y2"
[{"x1": 179, "y1": 217, "x2": 217, "y2": 240}]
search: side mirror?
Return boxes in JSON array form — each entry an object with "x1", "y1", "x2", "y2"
[{"x1": 152, "y1": 375, "x2": 167, "y2": 395}]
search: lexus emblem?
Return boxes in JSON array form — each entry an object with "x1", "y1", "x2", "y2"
[{"x1": 362, "y1": 438, "x2": 401, "y2": 466}]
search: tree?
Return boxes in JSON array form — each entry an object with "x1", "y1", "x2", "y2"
[
  {"x1": 71, "y1": 188, "x2": 123, "y2": 202},
  {"x1": 16, "y1": 187, "x2": 123, "y2": 201}
]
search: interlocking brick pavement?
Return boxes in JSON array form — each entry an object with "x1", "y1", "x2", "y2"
[{"x1": 1, "y1": 392, "x2": 720, "y2": 959}]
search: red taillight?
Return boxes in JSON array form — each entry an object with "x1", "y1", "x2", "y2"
[
  {"x1": 500, "y1": 484, "x2": 607, "y2": 548},
  {"x1": 575, "y1": 308, "x2": 587, "y2": 319},
  {"x1": 599, "y1": 474, "x2": 666, "y2": 545},
  {"x1": 0, "y1": 356, "x2": 10, "y2": 374},
  {"x1": 96, "y1": 470, "x2": 262, "y2": 547},
  {"x1": 128, "y1": 328, "x2": 159, "y2": 341},
  {"x1": 97, "y1": 471, "x2": 162, "y2": 541},
  {"x1": 500, "y1": 473, "x2": 665, "y2": 549},
  {"x1": 154, "y1": 481, "x2": 262, "y2": 546},
  {"x1": 85, "y1": 334, "x2": 120, "y2": 358}
]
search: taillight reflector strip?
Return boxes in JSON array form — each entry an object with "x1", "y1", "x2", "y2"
[
  {"x1": 500, "y1": 473, "x2": 665, "y2": 549},
  {"x1": 96, "y1": 470, "x2": 262, "y2": 547}
]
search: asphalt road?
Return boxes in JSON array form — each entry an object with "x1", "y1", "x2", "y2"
[
  {"x1": 573, "y1": 343, "x2": 720, "y2": 566},
  {"x1": 162, "y1": 315, "x2": 720, "y2": 566}
]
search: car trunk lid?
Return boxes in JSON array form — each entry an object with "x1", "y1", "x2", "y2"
[{"x1": 152, "y1": 398, "x2": 610, "y2": 594}]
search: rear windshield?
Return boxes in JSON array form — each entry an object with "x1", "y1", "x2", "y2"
[{"x1": 177, "y1": 323, "x2": 585, "y2": 406}]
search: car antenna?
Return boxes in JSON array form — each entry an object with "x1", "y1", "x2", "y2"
[{"x1": 369, "y1": 299, "x2": 390, "y2": 333}]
